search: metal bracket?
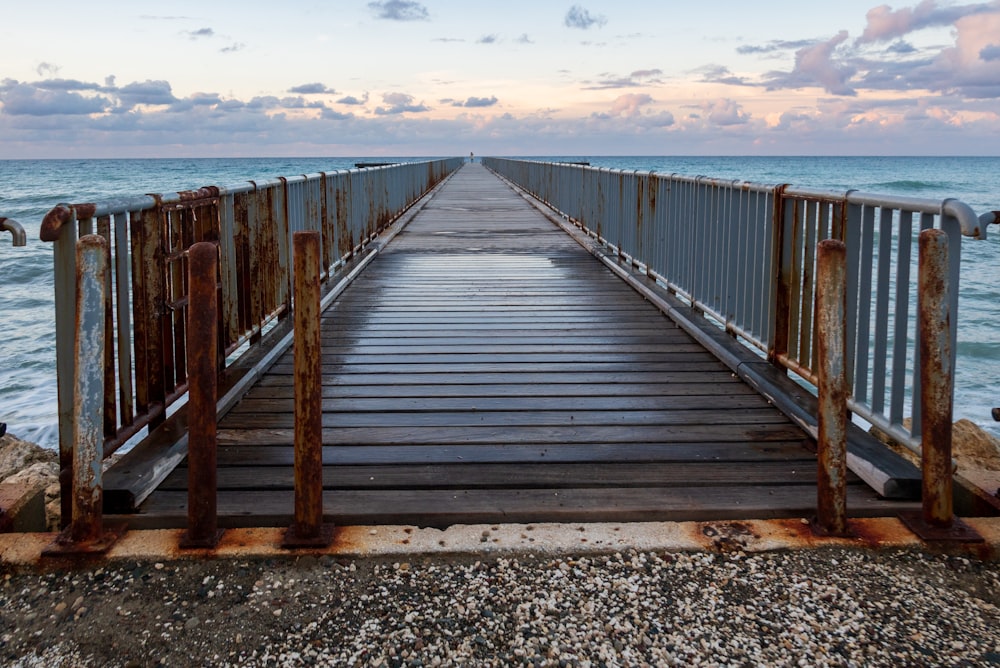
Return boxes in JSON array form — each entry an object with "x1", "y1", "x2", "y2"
[
  {"x1": 282, "y1": 524, "x2": 336, "y2": 549},
  {"x1": 898, "y1": 511, "x2": 984, "y2": 543},
  {"x1": 179, "y1": 528, "x2": 226, "y2": 550},
  {"x1": 809, "y1": 516, "x2": 855, "y2": 539},
  {"x1": 42, "y1": 522, "x2": 128, "y2": 556}
]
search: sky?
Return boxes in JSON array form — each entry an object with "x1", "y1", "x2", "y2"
[{"x1": 2, "y1": 0, "x2": 1000, "y2": 158}]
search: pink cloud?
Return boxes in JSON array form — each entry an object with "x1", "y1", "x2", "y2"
[
  {"x1": 608, "y1": 93, "x2": 653, "y2": 117},
  {"x1": 858, "y1": 0, "x2": 998, "y2": 44}
]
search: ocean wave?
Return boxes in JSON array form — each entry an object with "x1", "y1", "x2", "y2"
[{"x1": 868, "y1": 180, "x2": 952, "y2": 193}]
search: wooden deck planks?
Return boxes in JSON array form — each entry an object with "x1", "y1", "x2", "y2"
[{"x1": 129, "y1": 163, "x2": 919, "y2": 528}]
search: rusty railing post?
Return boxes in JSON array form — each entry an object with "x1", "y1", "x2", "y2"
[
  {"x1": 899, "y1": 228, "x2": 982, "y2": 542},
  {"x1": 44, "y1": 235, "x2": 125, "y2": 555},
  {"x1": 812, "y1": 239, "x2": 849, "y2": 536},
  {"x1": 180, "y1": 241, "x2": 224, "y2": 549},
  {"x1": 283, "y1": 230, "x2": 334, "y2": 548}
]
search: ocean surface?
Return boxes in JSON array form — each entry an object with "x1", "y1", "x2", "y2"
[{"x1": 1, "y1": 156, "x2": 997, "y2": 448}]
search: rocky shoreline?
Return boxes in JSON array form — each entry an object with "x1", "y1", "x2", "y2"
[{"x1": 0, "y1": 433, "x2": 60, "y2": 531}]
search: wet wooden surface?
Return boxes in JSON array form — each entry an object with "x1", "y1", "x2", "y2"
[{"x1": 134, "y1": 164, "x2": 917, "y2": 528}]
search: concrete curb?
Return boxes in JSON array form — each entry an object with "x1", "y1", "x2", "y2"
[{"x1": 5, "y1": 517, "x2": 1000, "y2": 567}]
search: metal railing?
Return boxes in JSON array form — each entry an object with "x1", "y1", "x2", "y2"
[
  {"x1": 482, "y1": 158, "x2": 986, "y2": 456},
  {"x1": 39, "y1": 159, "x2": 462, "y2": 532},
  {"x1": 1, "y1": 217, "x2": 27, "y2": 247}
]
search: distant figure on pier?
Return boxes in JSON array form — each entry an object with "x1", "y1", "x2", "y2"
[{"x1": 470, "y1": 152, "x2": 474, "y2": 163}]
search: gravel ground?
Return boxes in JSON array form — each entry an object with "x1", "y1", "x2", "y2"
[{"x1": 2, "y1": 547, "x2": 1000, "y2": 667}]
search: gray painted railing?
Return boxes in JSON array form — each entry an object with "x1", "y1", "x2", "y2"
[
  {"x1": 483, "y1": 157, "x2": 986, "y2": 456},
  {"x1": 39, "y1": 159, "x2": 463, "y2": 528},
  {"x1": 0, "y1": 217, "x2": 26, "y2": 247}
]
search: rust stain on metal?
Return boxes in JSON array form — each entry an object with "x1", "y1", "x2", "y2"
[
  {"x1": 286, "y1": 231, "x2": 330, "y2": 547},
  {"x1": 329, "y1": 525, "x2": 368, "y2": 553},
  {"x1": 918, "y1": 228, "x2": 954, "y2": 528},
  {"x1": 71, "y1": 235, "x2": 109, "y2": 544},
  {"x1": 181, "y1": 241, "x2": 222, "y2": 549},
  {"x1": 815, "y1": 239, "x2": 849, "y2": 536},
  {"x1": 39, "y1": 205, "x2": 74, "y2": 242},
  {"x1": 700, "y1": 521, "x2": 760, "y2": 552}
]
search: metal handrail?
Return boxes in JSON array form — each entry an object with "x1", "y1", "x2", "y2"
[
  {"x1": 483, "y1": 157, "x2": 987, "y2": 456},
  {"x1": 0, "y1": 217, "x2": 27, "y2": 247},
  {"x1": 39, "y1": 159, "x2": 463, "y2": 526}
]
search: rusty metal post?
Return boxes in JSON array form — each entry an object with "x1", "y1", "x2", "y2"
[
  {"x1": 899, "y1": 229, "x2": 981, "y2": 542},
  {"x1": 812, "y1": 239, "x2": 849, "y2": 536},
  {"x1": 283, "y1": 231, "x2": 334, "y2": 548},
  {"x1": 919, "y1": 228, "x2": 953, "y2": 527},
  {"x1": 180, "y1": 242, "x2": 224, "y2": 549},
  {"x1": 43, "y1": 235, "x2": 124, "y2": 555}
]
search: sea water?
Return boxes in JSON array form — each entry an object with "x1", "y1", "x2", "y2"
[{"x1": 1, "y1": 156, "x2": 997, "y2": 448}]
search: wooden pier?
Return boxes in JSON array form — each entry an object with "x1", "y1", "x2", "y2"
[{"x1": 122, "y1": 164, "x2": 918, "y2": 528}]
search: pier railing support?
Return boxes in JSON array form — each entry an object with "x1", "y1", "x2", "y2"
[
  {"x1": 43, "y1": 235, "x2": 125, "y2": 555},
  {"x1": 812, "y1": 239, "x2": 850, "y2": 536},
  {"x1": 179, "y1": 242, "x2": 224, "y2": 549},
  {"x1": 900, "y1": 229, "x2": 982, "y2": 542},
  {"x1": 283, "y1": 231, "x2": 334, "y2": 548}
]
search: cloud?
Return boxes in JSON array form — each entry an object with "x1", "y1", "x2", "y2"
[
  {"x1": 608, "y1": 93, "x2": 654, "y2": 117},
  {"x1": 167, "y1": 92, "x2": 226, "y2": 113},
  {"x1": 3, "y1": 83, "x2": 999, "y2": 159},
  {"x1": 583, "y1": 68, "x2": 663, "y2": 90},
  {"x1": 764, "y1": 31, "x2": 857, "y2": 96},
  {"x1": 23, "y1": 78, "x2": 104, "y2": 92},
  {"x1": 368, "y1": 1, "x2": 429, "y2": 21},
  {"x1": 517, "y1": 34, "x2": 534, "y2": 44},
  {"x1": 630, "y1": 69, "x2": 663, "y2": 79},
  {"x1": 36, "y1": 63, "x2": 60, "y2": 77},
  {"x1": 857, "y1": 0, "x2": 997, "y2": 44},
  {"x1": 374, "y1": 92, "x2": 430, "y2": 114},
  {"x1": 185, "y1": 28, "x2": 215, "y2": 39},
  {"x1": 0, "y1": 81, "x2": 111, "y2": 116},
  {"x1": 432, "y1": 37, "x2": 465, "y2": 43},
  {"x1": 736, "y1": 39, "x2": 817, "y2": 56},
  {"x1": 118, "y1": 80, "x2": 178, "y2": 107},
  {"x1": 454, "y1": 96, "x2": 498, "y2": 108},
  {"x1": 855, "y1": 11, "x2": 1000, "y2": 97},
  {"x1": 565, "y1": 5, "x2": 607, "y2": 30},
  {"x1": 289, "y1": 83, "x2": 337, "y2": 95},
  {"x1": 338, "y1": 93, "x2": 370, "y2": 105},
  {"x1": 887, "y1": 40, "x2": 918, "y2": 54},
  {"x1": 700, "y1": 98, "x2": 751, "y2": 126},
  {"x1": 696, "y1": 65, "x2": 754, "y2": 86},
  {"x1": 220, "y1": 43, "x2": 245, "y2": 53},
  {"x1": 477, "y1": 34, "x2": 499, "y2": 44}
]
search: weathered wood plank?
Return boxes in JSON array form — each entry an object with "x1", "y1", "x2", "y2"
[
  {"x1": 243, "y1": 381, "x2": 758, "y2": 400},
  {"x1": 159, "y1": 461, "x2": 826, "y2": 491},
  {"x1": 221, "y1": 408, "x2": 792, "y2": 429},
  {"x1": 215, "y1": 424, "x2": 807, "y2": 446},
  {"x1": 210, "y1": 441, "x2": 815, "y2": 466},
  {"x1": 268, "y1": 361, "x2": 733, "y2": 374},
  {"x1": 130, "y1": 485, "x2": 916, "y2": 529},
  {"x1": 313, "y1": 344, "x2": 710, "y2": 355},
  {"x1": 256, "y1": 371, "x2": 749, "y2": 388},
  {"x1": 227, "y1": 394, "x2": 771, "y2": 414},
  {"x1": 271, "y1": 352, "x2": 721, "y2": 365}
]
